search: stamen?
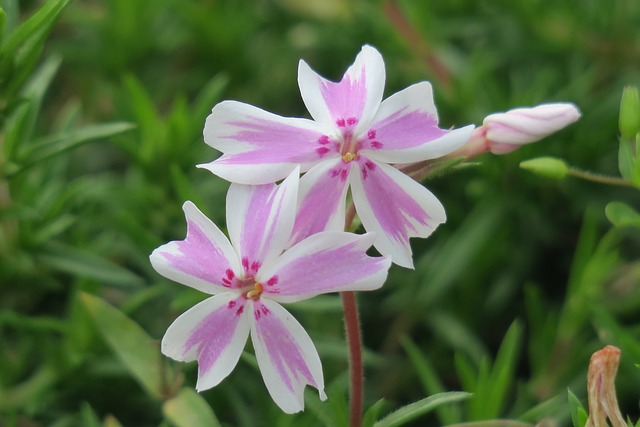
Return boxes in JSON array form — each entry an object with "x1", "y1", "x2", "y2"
[
  {"x1": 246, "y1": 283, "x2": 263, "y2": 300},
  {"x1": 342, "y1": 152, "x2": 357, "y2": 162}
]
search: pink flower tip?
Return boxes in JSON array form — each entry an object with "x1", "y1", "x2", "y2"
[{"x1": 483, "y1": 103, "x2": 581, "y2": 154}]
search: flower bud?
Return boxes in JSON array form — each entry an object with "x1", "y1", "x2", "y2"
[
  {"x1": 483, "y1": 103, "x2": 581, "y2": 154},
  {"x1": 619, "y1": 86, "x2": 640, "y2": 140},
  {"x1": 519, "y1": 157, "x2": 569, "y2": 180}
]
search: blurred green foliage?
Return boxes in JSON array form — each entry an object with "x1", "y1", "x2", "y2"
[{"x1": 1, "y1": 0, "x2": 640, "y2": 426}]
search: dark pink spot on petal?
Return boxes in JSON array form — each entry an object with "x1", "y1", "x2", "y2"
[
  {"x1": 370, "y1": 140, "x2": 383, "y2": 149},
  {"x1": 318, "y1": 135, "x2": 330, "y2": 145},
  {"x1": 367, "y1": 129, "x2": 376, "y2": 140},
  {"x1": 242, "y1": 257, "x2": 249, "y2": 271},
  {"x1": 222, "y1": 278, "x2": 231, "y2": 286},
  {"x1": 365, "y1": 160, "x2": 376, "y2": 170},
  {"x1": 316, "y1": 146, "x2": 330, "y2": 156},
  {"x1": 225, "y1": 269, "x2": 235, "y2": 280},
  {"x1": 267, "y1": 276, "x2": 278, "y2": 286},
  {"x1": 251, "y1": 261, "x2": 261, "y2": 272},
  {"x1": 340, "y1": 168, "x2": 348, "y2": 181},
  {"x1": 347, "y1": 117, "x2": 357, "y2": 126},
  {"x1": 261, "y1": 305, "x2": 270, "y2": 315},
  {"x1": 254, "y1": 309, "x2": 262, "y2": 320},
  {"x1": 236, "y1": 306, "x2": 244, "y2": 315},
  {"x1": 336, "y1": 118, "x2": 346, "y2": 127},
  {"x1": 228, "y1": 300, "x2": 237, "y2": 308}
]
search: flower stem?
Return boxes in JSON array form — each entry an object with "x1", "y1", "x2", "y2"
[
  {"x1": 341, "y1": 290, "x2": 363, "y2": 427},
  {"x1": 568, "y1": 167, "x2": 635, "y2": 187}
]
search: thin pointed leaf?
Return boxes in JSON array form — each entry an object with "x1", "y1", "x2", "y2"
[
  {"x1": 374, "y1": 392, "x2": 471, "y2": 427},
  {"x1": 14, "y1": 122, "x2": 135, "y2": 173},
  {"x1": 0, "y1": 0, "x2": 69, "y2": 55},
  {"x1": 79, "y1": 292, "x2": 170, "y2": 400},
  {"x1": 163, "y1": 388, "x2": 221, "y2": 427},
  {"x1": 37, "y1": 242, "x2": 143, "y2": 288},
  {"x1": 568, "y1": 389, "x2": 589, "y2": 427},
  {"x1": 4, "y1": 55, "x2": 61, "y2": 159}
]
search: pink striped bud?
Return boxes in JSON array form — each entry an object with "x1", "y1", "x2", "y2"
[{"x1": 483, "y1": 103, "x2": 581, "y2": 154}]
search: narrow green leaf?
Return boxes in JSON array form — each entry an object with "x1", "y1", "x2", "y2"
[
  {"x1": 363, "y1": 399, "x2": 388, "y2": 427},
  {"x1": 37, "y1": 242, "x2": 143, "y2": 288},
  {"x1": 605, "y1": 201, "x2": 640, "y2": 228},
  {"x1": 80, "y1": 402, "x2": 102, "y2": 427},
  {"x1": 3, "y1": 55, "x2": 61, "y2": 160},
  {"x1": 163, "y1": 388, "x2": 221, "y2": 427},
  {"x1": 0, "y1": 0, "x2": 70, "y2": 55},
  {"x1": 568, "y1": 389, "x2": 588, "y2": 427},
  {"x1": 79, "y1": 292, "x2": 170, "y2": 400},
  {"x1": 486, "y1": 321, "x2": 522, "y2": 419},
  {"x1": 14, "y1": 122, "x2": 136, "y2": 173},
  {"x1": 192, "y1": 73, "x2": 228, "y2": 122},
  {"x1": 401, "y1": 336, "x2": 460, "y2": 425},
  {"x1": 374, "y1": 392, "x2": 471, "y2": 427}
]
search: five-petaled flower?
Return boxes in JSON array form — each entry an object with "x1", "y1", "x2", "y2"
[
  {"x1": 150, "y1": 169, "x2": 391, "y2": 413},
  {"x1": 200, "y1": 45, "x2": 474, "y2": 268}
]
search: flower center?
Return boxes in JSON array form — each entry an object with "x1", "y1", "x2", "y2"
[
  {"x1": 246, "y1": 282, "x2": 263, "y2": 300},
  {"x1": 342, "y1": 152, "x2": 357, "y2": 162}
]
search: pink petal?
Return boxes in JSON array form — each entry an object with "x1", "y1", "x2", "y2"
[
  {"x1": 260, "y1": 232, "x2": 391, "y2": 304},
  {"x1": 150, "y1": 201, "x2": 243, "y2": 294},
  {"x1": 249, "y1": 299, "x2": 326, "y2": 413},
  {"x1": 200, "y1": 100, "x2": 328, "y2": 184},
  {"x1": 161, "y1": 293, "x2": 250, "y2": 392},
  {"x1": 288, "y1": 159, "x2": 351, "y2": 247},
  {"x1": 226, "y1": 169, "x2": 299, "y2": 275},
  {"x1": 298, "y1": 45, "x2": 385, "y2": 134},
  {"x1": 350, "y1": 158, "x2": 446, "y2": 268},
  {"x1": 362, "y1": 82, "x2": 474, "y2": 163}
]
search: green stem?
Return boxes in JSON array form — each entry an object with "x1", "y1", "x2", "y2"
[
  {"x1": 568, "y1": 168, "x2": 635, "y2": 187},
  {"x1": 341, "y1": 291, "x2": 363, "y2": 427}
]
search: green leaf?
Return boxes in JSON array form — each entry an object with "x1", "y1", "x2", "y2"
[
  {"x1": 3, "y1": 55, "x2": 61, "y2": 160},
  {"x1": 80, "y1": 402, "x2": 102, "y2": 427},
  {"x1": 37, "y1": 242, "x2": 144, "y2": 288},
  {"x1": 400, "y1": 336, "x2": 460, "y2": 425},
  {"x1": 568, "y1": 389, "x2": 588, "y2": 427},
  {"x1": 163, "y1": 388, "x2": 221, "y2": 427},
  {"x1": 605, "y1": 202, "x2": 640, "y2": 228},
  {"x1": 373, "y1": 392, "x2": 471, "y2": 427},
  {"x1": 79, "y1": 292, "x2": 171, "y2": 400},
  {"x1": 0, "y1": 0, "x2": 69, "y2": 56},
  {"x1": 363, "y1": 399, "x2": 388, "y2": 427},
  {"x1": 14, "y1": 121, "x2": 136, "y2": 173}
]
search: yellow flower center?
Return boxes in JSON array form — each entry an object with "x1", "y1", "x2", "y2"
[
  {"x1": 342, "y1": 152, "x2": 357, "y2": 163},
  {"x1": 246, "y1": 283, "x2": 263, "y2": 300}
]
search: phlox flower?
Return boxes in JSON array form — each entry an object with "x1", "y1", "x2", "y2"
[
  {"x1": 150, "y1": 169, "x2": 391, "y2": 413},
  {"x1": 200, "y1": 45, "x2": 474, "y2": 268}
]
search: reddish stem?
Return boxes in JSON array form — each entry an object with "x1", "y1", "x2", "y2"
[{"x1": 341, "y1": 290, "x2": 363, "y2": 427}]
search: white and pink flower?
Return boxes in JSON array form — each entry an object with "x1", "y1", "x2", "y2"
[
  {"x1": 200, "y1": 45, "x2": 474, "y2": 268},
  {"x1": 150, "y1": 169, "x2": 391, "y2": 413}
]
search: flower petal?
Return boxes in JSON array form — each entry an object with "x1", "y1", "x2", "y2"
[
  {"x1": 362, "y1": 82, "x2": 474, "y2": 163},
  {"x1": 199, "y1": 100, "x2": 327, "y2": 184},
  {"x1": 150, "y1": 201, "x2": 242, "y2": 294},
  {"x1": 249, "y1": 299, "x2": 326, "y2": 413},
  {"x1": 226, "y1": 168, "x2": 299, "y2": 274},
  {"x1": 260, "y1": 232, "x2": 391, "y2": 303},
  {"x1": 351, "y1": 159, "x2": 445, "y2": 268},
  {"x1": 161, "y1": 293, "x2": 250, "y2": 392},
  {"x1": 298, "y1": 45, "x2": 385, "y2": 134},
  {"x1": 288, "y1": 159, "x2": 351, "y2": 247}
]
